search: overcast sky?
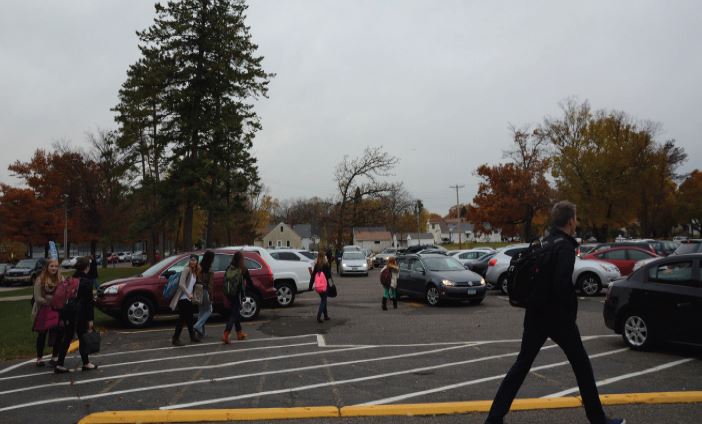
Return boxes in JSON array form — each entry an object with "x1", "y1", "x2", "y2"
[{"x1": 1, "y1": 0, "x2": 700, "y2": 214}]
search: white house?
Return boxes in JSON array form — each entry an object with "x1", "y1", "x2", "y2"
[
  {"x1": 397, "y1": 232, "x2": 436, "y2": 248},
  {"x1": 353, "y1": 229, "x2": 393, "y2": 253}
]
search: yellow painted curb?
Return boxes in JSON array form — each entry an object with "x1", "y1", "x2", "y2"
[
  {"x1": 341, "y1": 397, "x2": 579, "y2": 417},
  {"x1": 597, "y1": 391, "x2": 702, "y2": 406},
  {"x1": 68, "y1": 339, "x2": 80, "y2": 354},
  {"x1": 78, "y1": 407, "x2": 340, "y2": 423},
  {"x1": 78, "y1": 391, "x2": 702, "y2": 423}
]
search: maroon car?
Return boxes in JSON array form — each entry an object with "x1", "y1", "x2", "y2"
[{"x1": 96, "y1": 249, "x2": 276, "y2": 328}]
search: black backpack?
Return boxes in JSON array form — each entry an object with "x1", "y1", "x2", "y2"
[{"x1": 506, "y1": 237, "x2": 562, "y2": 308}]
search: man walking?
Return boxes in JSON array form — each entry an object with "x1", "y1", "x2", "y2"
[{"x1": 485, "y1": 201, "x2": 624, "y2": 424}]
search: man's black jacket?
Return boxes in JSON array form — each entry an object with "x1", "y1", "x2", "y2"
[{"x1": 527, "y1": 228, "x2": 579, "y2": 323}]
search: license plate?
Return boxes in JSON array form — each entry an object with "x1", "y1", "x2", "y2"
[{"x1": 467, "y1": 289, "x2": 477, "y2": 295}]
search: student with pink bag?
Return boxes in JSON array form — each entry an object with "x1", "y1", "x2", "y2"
[{"x1": 31, "y1": 258, "x2": 62, "y2": 367}]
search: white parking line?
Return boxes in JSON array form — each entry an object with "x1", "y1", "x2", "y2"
[
  {"x1": 159, "y1": 341, "x2": 625, "y2": 410},
  {"x1": 542, "y1": 357, "x2": 697, "y2": 398},
  {"x1": 361, "y1": 347, "x2": 630, "y2": 405},
  {"x1": 0, "y1": 343, "x2": 479, "y2": 411},
  {"x1": 0, "y1": 334, "x2": 323, "y2": 382}
]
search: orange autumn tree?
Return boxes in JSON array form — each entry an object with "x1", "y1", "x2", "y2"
[
  {"x1": 0, "y1": 185, "x2": 62, "y2": 257},
  {"x1": 469, "y1": 127, "x2": 553, "y2": 241}
]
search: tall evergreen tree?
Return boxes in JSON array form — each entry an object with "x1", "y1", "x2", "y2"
[{"x1": 115, "y1": 0, "x2": 272, "y2": 250}]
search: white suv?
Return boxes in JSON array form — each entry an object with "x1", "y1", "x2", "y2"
[{"x1": 226, "y1": 246, "x2": 313, "y2": 307}]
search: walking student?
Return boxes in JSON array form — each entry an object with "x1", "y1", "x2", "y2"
[
  {"x1": 309, "y1": 253, "x2": 331, "y2": 323},
  {"x1": 380, "y1": 257, "x2": 399, "y2": 310},
  {"x1": 169, "y1": 254, "x2": 201, "y2": 346},
  {"x1": 484, "y1": 201, "x2": 624, "y2": 424},
  {"x1": 55, "y1": 257, "x2": 98, "y2": 373},
  {"x1": 193, "y1": 251, "x2": 215, "y2": 338},
  {"x1": 222, "y1": 251, "x2": 253, "y2": 343},
  {"x1": 32, "y1": 258, "x2": 62, "y2": 367}
]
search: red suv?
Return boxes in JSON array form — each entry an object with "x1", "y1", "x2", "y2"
[{"x1": 96, "y1": 249, "x2": 276, "y2": 328}]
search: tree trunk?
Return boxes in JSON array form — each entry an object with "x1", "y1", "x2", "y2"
[{"x1": 183, "y1": 199, "x2": 193, "y2": 251}]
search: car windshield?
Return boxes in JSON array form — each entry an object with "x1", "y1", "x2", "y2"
[
  {"x1": 15, "y1": 259, "x2": 36, "y2": 268},
  {"x1": 423, "y1": 257, "x2": 465, "y2": 271},
  {"x1": 343, "y1": 252, "x2": 365, "y2": 260},
  {"x1": 140, "y1": 256, "x2": 180, "y2": 277}
]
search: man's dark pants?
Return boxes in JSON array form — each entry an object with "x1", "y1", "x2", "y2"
[{"x1": 486, "y1": 309, "x2": 606, "y2": 424}]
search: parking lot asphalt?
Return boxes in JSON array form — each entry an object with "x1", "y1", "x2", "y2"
[{"x1": 1, "y1": 269, "x2": 701, "y2": 423}]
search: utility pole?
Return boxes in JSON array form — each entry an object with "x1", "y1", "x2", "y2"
[
  {"x1": 415, "y1": 199, "x2": 423, "y2": 247},
  {"x1": 449, "y1": 185, "x2": 464, "y2": 249},
  {"x1": 63, "y1": 194, "x2": 69, "y2": 260}
]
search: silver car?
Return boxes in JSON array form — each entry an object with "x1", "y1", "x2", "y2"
[
  {"x1": 450, "y1": 248, "x2": 495, "y2": 268},
  {"x1": 340, "y1": 251, "x2": 369, "y2": 276},
  {"x1": 485, "y1": 244, "x2": 621, "y2": 296}
]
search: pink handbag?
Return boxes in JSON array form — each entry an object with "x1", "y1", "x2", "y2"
[{"x1": 33, "y1": 305, "x2": 59, "y2": 332}]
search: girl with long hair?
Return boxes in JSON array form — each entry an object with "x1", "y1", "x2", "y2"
[
  {"x1": 32, "y1": 259, "x2": 62, "y2": 367},
  {"x1": 194, "y1": 251, "x2": 215, "y2": 338},
  {"x1": 54, "y1": 257, "x2": 98, "y2": 373},
  {"x1": 222, "y1": 251, "x2": 253, "y2": 343},
  {"x1": 169, "y1": 254, "x2": 202, "y2": 346},
  {"x1": 308, "y1": 252, "x2": 332, "y2": 323},
  {"x1": 382, "y1": 256, "x2": 400, "y2": 310}
]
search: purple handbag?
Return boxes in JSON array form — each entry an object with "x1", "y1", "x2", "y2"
[{"x1": 33, "y1": 305, "x2": 59, "y2": 332}]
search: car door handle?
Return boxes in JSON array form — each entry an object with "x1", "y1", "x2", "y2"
[{"x1": 676, "y1": 302, "x2": 692, "y2": 308}]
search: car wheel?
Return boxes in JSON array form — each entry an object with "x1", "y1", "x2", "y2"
[
  {"x1": 240, "y1": 292, "x2": 261, "y2": 321},
  {"x1": 621, "y1": 312, "x2": 653, "y2": 350},
  {"x1": 275, "y1": 282, "x2": 296, "y2": 308},
  {"x1": 499, "y1": 274, "x2": 509, "y2": 295},
  {"x1": 426, "y1": 285, "x2": 440, "y2": 306},
  {"x1": 121, "y1": 296, "x2": 154, "y2": 328},
  {"x1": 577, "y1": 272, "x2": 602, "y2": 296}
]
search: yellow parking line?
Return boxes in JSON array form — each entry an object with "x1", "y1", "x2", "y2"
[{"x1": 78, "y1": 391, "x2": 702, "y2": 423}]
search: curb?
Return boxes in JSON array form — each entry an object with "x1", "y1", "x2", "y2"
[{"x1": 78, "y1": 391, "x2": 702, "y2": 423}]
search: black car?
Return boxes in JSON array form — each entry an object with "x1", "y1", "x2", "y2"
[
  {"x1": 396, "y1": 253, "x2": 487, "y2": 306},
  {"x1": 604, "y1": 253, "x2": 702, "y2": 350},
  {"x1": 468, "y1": 251, "x2": 498, "y2": 277},
  {"x1": 3, "y1": 258, "x2": 45, "y2": 286},
  {"x1": 404, "y1": 244, "x2": 445, "y2": 254}
]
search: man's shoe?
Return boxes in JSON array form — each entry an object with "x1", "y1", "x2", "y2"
[
  {"x1": 172, "y1": 337, "x2": 184, "y2": 347},
  {"x1": 324, "y1": 316, "x2": 330, "y2": 321},
  {"x1": 54, "y1": 366, "x2": 69, "y2": 374},
  {"x1": 236, "y1": 331, "x2": 247, "y2": 341},
  {"x1": 222, "y1": 331, "x2": 231, "y2": 344},
  {"x1": 607, "y1": 419, "x2": 626, "y2": 424},
  {"x1": 48, "y1": 359, "x2": 57, "y2": 368}
]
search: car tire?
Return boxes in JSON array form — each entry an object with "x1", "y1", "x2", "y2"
[
  {"x1": 577, "y1": 272, "x2": 602, "y2": 296},
  {"x1": 240, "y1": 292, "x2": 261, "y2": 321},
  {"x1": 621, "y1": 312, "x2": 653, "y2": 350},
  {"x1": 499, "y1": 274, "x2": 509, "y2": 295},
  {"x1": 121, "y1": 295, "x2": 155, "y2": 328},
  {"x1": 425, "y1": 285, "x2": 440, "y2": 306},
  {"x1": 275, "y1": 282, "x2": 296, "y2": 308}
]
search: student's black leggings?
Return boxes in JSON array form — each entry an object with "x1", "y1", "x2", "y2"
[
  {"x1": 174, "y1": 299, "x2": 195, "y2": 340},
  {"x1": 225, "y1": 295, "x2": 242, "y2": 333},
  {"x1": 36, "y1": 329, "x2": 59, "y2": 358},
  {"x1": 56, "y1": 318, "x2": 90, "y2": 366}
]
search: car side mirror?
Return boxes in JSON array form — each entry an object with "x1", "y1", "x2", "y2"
[{"x1": 162, "y1": 270, "x2": 175, "y2": 278}]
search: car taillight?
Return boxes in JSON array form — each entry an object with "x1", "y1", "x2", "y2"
[{"x1": 488, "y1": 258, "x2": 497, "y2": 267}]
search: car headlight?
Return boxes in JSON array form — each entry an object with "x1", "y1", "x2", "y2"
[
  {"x1": 342, "y1": 263, "x2": 347, "y2": 268},
  {"x1": 479, "y1": 278, "x2": 486, "y2": 286},
  {"x1": 441, "y1": 279, "x2": 455, "y2": 287},
  {"x1": 103, "y1": 284, "x2": 123, "y2": 295},
  {"x1": 362, "y1": 263, "x2": 368, "y2": 268}
]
